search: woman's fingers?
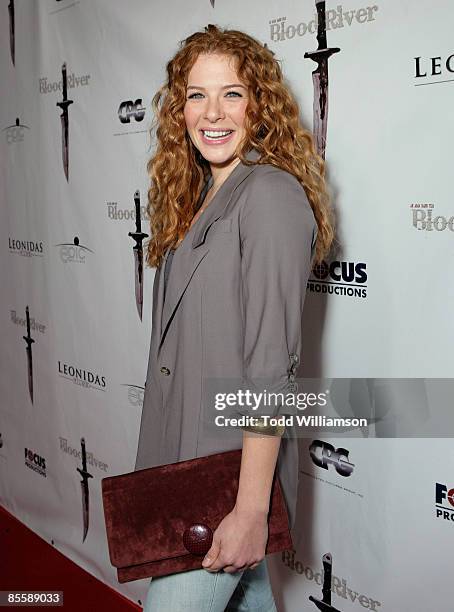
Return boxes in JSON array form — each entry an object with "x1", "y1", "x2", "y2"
[
  {"x1": 201, "y1": 538, "x2": 221, "y2": 570},
  {"x1": 222, "y1": 564, "x2": 247, "y2": 574},
  {"x1": 221, "y1": 560, "x2": 261, "y2": 573}
]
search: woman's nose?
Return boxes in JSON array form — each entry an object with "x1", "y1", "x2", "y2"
[{"x1": 204, "y1": 97, "x2": 225, "y2": 122}]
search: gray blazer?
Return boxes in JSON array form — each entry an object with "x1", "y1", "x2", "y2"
[{"x1": 134, "y1": 147, "x2": 318, "y2": 529}]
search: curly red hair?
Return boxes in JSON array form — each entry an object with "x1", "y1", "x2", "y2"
[{"x1": 145, "y1": 23, "x2": 335, "y2": 268}]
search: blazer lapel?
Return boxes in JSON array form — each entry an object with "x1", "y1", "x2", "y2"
[
  {"x1": 191, "y1": 147, "x2": 260, "y2": 248},
  {"x1": 159, "y1": 243, "x2": 210, "y2": 348},
  {"x1": 158, "y1": 147, "x2": 261, "y2": 349},
  {"x1": 151, "y1": 246, "x2": 169, "y2": 352}
]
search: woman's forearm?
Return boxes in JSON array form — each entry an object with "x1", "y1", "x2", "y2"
[{"x1": 234, "y1": 430, "x2": 282, "y2": 516}]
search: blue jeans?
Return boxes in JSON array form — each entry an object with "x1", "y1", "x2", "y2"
[{"x1": 142, "y1": 558, "x2": 278, "y2": 611}]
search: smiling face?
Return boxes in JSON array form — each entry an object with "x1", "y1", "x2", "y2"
[{"x1": 183, "y1": 53, "x2": 249, "y2": 172}]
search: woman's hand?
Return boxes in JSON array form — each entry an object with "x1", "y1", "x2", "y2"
[{"x1": 201, "y1": 506, "x2": 269, "y2": 574}]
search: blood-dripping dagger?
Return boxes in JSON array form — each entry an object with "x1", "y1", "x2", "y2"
[
  {"x1": 304, "y1": 1, "x2": 340, "y2": 159},
  {"x1": 56, "y1": 62, "x2": 73, "y2": 181},
  {"x1": 128, "y1": 191, "x2": 149, "y2": 320}
]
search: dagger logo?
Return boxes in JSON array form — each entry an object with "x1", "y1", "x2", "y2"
[
  {"x1": 304, "y1": 0, "x2": 340, "y2": 160},
  {"x1": 128, "y1": 191, "x2": 149, "y2": 321},
  {"x1": 22, "y1": 305, "x2": 35, "y2": 404},
  {"x1": 77, "y1": 437, "x2": 93, "y2": 543},
  {"x1": 8, "y1": 0, "x2": 15, "y2": 66},
  {"x1": 309, "y1": 553, "x2": 343, "y2": 612},
  {"x1": 56, "y1": 62, "x2": 73, "y2": 181}
]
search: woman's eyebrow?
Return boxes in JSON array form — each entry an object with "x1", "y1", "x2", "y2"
[{"x1": 186, "y1": 83, "x2": 247, "y2": 90}]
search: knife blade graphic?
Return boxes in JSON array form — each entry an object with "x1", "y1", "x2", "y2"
[
  {"x1": 22, "y1": 305, "x2": 35, "y2": 404},
  {"x1": 76, "y1": 437, "x2": 93, "y2": 542},
  {"x1": 128, "y1": 190, "x2": 149, "y2": 320},
  {"x1": 8, "y1": 0, "x2": 15, "y2": 66},
  {"x1": 304, "y1": 0, "x2": 340, "y2": 160},
  {"x1": 56, "y1": 62, "x2": 73, "y2": 181},
  {"x1": 309, "y1": 553, "x2": 342, "y2": 611}
]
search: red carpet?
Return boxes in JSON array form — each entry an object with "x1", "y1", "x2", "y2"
[{"x1": 0, "y1": 505, "x2": 141, "y2": 610}]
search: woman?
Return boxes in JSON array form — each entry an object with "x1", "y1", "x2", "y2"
[{"x1": 135, "y1": 24, "x2": 334, "y2": 612}]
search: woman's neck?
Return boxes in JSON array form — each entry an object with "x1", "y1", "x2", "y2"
[{"x1": 209, "y1": 156, "x2": 241, "y2": 190}]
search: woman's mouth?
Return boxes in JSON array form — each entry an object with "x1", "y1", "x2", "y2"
[{"x1": 200, "y1": 129, "x2": 234, "y2": 145}]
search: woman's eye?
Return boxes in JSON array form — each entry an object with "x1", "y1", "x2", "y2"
[{"x1": 186, "y1": 91, "x2": 242, "y2": 100}]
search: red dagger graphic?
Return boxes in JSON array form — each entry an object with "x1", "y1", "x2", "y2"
[
  {"x1": 76, "y1": 437, "x2": 93, "y2": 543},
  {"x1": 309, "y1": 553, "x2": 343, "y2": 611},
  {"x1": 22, "y1": 305, "x2": 35, "y2": 404},
  {"x1": 304, "y1": 1, "x2": 340, "y2": 160},
  {"x1": 128, "y1": 191, "x2": 149, "y2": 321},
  {"x1": 8, "y1": 0, "x2": 15, "y2": 66},
  {"x1": 56, "y1": 62, "x2": 73, "y2": 181}
]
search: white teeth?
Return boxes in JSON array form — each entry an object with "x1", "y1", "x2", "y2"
[{"x1": 203, "y1": 130, "x2": 233, "y2": 138}]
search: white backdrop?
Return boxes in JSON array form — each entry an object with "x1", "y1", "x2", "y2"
[{"x1": 1, "y1": 1, "x2": 453, "y2": 610}]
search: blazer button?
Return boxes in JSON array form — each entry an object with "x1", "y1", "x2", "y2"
[{"x1": 160, "y1": 366, "x2": 170, "y2": 376}]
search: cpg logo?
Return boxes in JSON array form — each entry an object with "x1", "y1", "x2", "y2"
[
  {"x1": 118, "y1": 99, "x2": 146, "y2": 124},
  {"x1": 309, "y1": 440, "x2": 355, "y2": 477},
  {"x1": 435, "y1": 482, "x2": 454, "y2": 522}
]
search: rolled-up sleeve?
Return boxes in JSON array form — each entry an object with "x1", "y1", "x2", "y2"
[{"x1": 236, "y1": 167, "x2": 318, "y2": 436}]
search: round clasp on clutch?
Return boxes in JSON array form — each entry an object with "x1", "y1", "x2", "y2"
[{"x1": 182, "y1": 523, "x2": 213, "y2": 555}]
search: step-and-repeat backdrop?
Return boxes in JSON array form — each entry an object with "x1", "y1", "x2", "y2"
[{"x1": 1, "y1": 1, "x2": 453, "y2": 610}]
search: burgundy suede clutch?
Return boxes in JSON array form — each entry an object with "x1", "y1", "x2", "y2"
[{"x1": 101, "y1": 448, "x2": 293, "y2": 583}]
